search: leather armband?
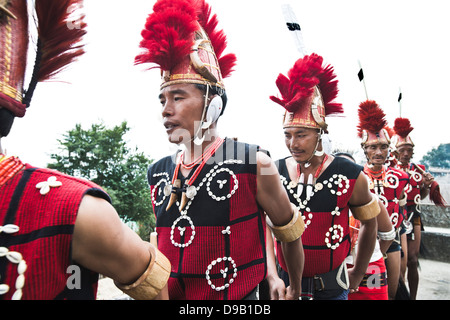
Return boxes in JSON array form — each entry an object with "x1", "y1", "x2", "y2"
[
  {"x1": 115, "y1": 244, "x2": 171, "y2": 300},
  {"x1": 267, "y1": 203, "x2": 305, "y2": 242},
  {"x1": 350, "y1": 194, "x2": 380, "y2": 221}
]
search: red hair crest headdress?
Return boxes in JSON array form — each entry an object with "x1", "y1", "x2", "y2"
[
  {"x1": 270, "y1": 53, "x2": 342, "y2": 131},
  {"x1": 135, "y1": 0, "x2": 236, "y2": 91},
  {"x1": 0, "y1": 0, "x2": 87, "y2": 118},
  {"x1": 357, "y1": 100, "x2": 390, "y2": 146},
  {"x1": 392, "y1": 117, "x2": 414, "y2": 148}
]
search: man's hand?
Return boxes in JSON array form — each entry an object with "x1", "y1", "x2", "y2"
[
  {"x1": 347, "y1": 267, "x2": 364, "y2": 294},
  {"x1": 423, "y1": 172, "x2": 434, "y2": 187},
  {"x1": 266, "y1": 275, "x2": 287, "y2": 300},
  {"x1": 285, "y1": 286, "x2": 300, "y2": 300}
]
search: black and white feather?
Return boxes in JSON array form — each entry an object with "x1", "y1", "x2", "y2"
[{"x1": 281, "y1": 4, "x2": 308, "y2": 57}]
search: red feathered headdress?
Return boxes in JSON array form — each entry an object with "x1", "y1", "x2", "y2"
[
  {"x1": 270, "y1": 53, "x2": 342, "y2": 131},
  {"x1": 393, "y1": 117, "x2": 414, "y2": 147},
  {"x1": 357, "y1": 100, "x2": 390, "y2": 146},
  {"x1": 0, "y1": 0, "x2": 87, "y2": 117},
  {"x1": 136, "y1": 0, "x2": 236, "y2": 90},
  {"x1": 34, "y1": 0, "x2": 87, "y2": 82}
]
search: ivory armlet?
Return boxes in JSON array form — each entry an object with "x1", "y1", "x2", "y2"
[
  {"x1": 115, "y1": 244, "x2": 171, "y2": 300},
  {"x1": 350, "y1": 194, "x2": 380, "y2": 221},
  {"x1": 267, "y1": 203, "x2": 305, "y2": 242}
]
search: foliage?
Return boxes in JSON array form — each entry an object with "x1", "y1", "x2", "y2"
[
  {"x1": 420, "y1": 143, "x2": 450, "y2": 169},
  {"x1": 48, "y1": 121, "x2": 155, "y2": 236}
]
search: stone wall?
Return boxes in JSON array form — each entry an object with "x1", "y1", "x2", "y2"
[
  {"x1": 420, "y1": 204, "x2": 450, "y2": 228},
  {"x1": 420, "y1": 204, "x2": 450, "y2": 263}
]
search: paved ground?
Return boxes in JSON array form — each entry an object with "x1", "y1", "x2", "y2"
[
  {"x1": 97, "y1": 258, "x2": 450, "y2": 300},
  {"x1": 97, "y1": 277, "x2": 129, "y2": 300},
  {"x1": 415, "y1": 259, "x2": 450, "y2": 300}
]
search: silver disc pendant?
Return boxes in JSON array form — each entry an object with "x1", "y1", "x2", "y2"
[
  {"x1": 186, "y1": 185, "x2": 197, "y2": 199},
  {"x1": 163, "y1": 184, "x2": 172, "y2": 197}
]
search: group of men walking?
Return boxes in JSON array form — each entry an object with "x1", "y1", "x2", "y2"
[{"x1": 0, "y1": 0, "x2": 445, "y2": 301}]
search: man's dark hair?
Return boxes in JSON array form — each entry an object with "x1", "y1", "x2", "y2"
[
  {"x1": 195, "y1": 84, "x2": 228, "y2": 117},
  {"x1": 0, "y1": 108, "x2": 15, "y2": 138},
  {"x1": 333, "y1": 152, "x2": 355, "y2": 162}
]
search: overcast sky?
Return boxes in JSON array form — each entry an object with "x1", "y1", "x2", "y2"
[{"x1": 5, "y1": 0, "x2": 449, "y2": 168}]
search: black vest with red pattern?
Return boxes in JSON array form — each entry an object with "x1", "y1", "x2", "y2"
[
  {"x1": 275, "y1": 156, "x2": 362, "y2": 277},
  {"x1": 0, "y1": 165, "x2": 110, "y2": 300},
  {"x1": 148, "y1": 138, "x2": 267, "y2": 300}
]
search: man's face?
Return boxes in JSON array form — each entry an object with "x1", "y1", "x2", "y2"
[
  {"x1": 284, "y1": 127, "x2": 320, "y2": 163},
  {"x1": 364, "y1": 143, "x2": 389, "y2": 166},
  {"x1": 159, "y1": 83, "x2": 204, "y2": 145},
  {"x1": 397, "y1": 144, "x2": 414, "y2": 165}
]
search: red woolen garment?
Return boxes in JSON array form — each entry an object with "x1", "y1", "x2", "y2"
[{"x1": 0, "y1": 165, "x2": 109, "y2": 300}]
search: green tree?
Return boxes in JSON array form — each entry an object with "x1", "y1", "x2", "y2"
[
  {"x1": 420, "y1": 143, "x2": 450, "y2": 169},
  {"x1": 48, "y1": 121, "x2": 155, "y2": 238}
]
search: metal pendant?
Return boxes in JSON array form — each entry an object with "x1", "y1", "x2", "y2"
[
  {"x1": 185, "y1": 185, "x2": 197, "y2": 199},
  {"x1": 163, "y1": 184, "x2": 172, "y2": 197}
]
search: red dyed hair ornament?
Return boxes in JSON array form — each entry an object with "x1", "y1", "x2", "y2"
[
  {"x1": 392, "y1": 117, "x2": 415, "y2": 148},
  {"x1": 0, "y1": 0, "x2": 87, "y2": 117},
  {"x1": 357, "y1": 99, "x2": 390, "y2": 146},
  {"x1": 270, "y1": 53, "x2": 342, "y2": 132},
  {"x1": 135, "y1": 0, "x2": 236, "y2": 91}
]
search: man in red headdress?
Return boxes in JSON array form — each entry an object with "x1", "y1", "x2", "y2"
[
  {"x1": 353, "y1": 100, "x2": 409, "y2": 299},
  {"x1": 1, "y1": 0, "x2": 169, "y2": 300},
  {"x1": 267, "y1": 53, "x2": 379, "y2": 300},
  {"x1": 390, "y1": 117, "x2": 441, "y2": 299},
  {"x1": 138, "y1": 0, "x2": 304, "y2": 300}
]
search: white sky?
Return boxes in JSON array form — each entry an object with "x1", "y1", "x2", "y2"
[{"x1": 4, "y1": 0, "x2": 450, "y2": 168}]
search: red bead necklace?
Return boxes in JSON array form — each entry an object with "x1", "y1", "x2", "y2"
[
  {"x1": 364, "y1": 164, "x2": 386, "y2": 181},
  {"x1": 297, "y1": 154, "x2": 329, "y2": 181},
  {"x1": 171, "y1": 137, "x2": 224, "y2": 186},
  {"x1": 167, "y1": 137, "x2": 225, "y2": 211}
]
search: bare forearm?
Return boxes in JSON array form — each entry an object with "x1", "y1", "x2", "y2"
[
  {"x1": 353, "y1": 218, "x2": 377, "y2": 276},
  {"x1": 281, "y1": 237, "x2": 304, "y2": 297},
  {"x1": 265, "y1": 228, "x2": 287, "y2": 299},
  {"x1": 265, "y1": 228, "x2": 278, "y2": 280},
  {"x1": 377, "y1": 200, "x2": 394, "y2": 254},
  {"x1": 379, "y1": 239, "x2": 392, "y2": 255}
]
